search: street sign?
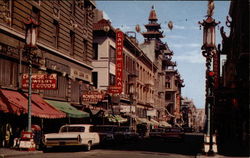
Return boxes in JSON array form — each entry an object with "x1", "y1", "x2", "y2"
[
  {"x1": 115, "y1": 30, "x2": 124, "y2": 94},
  {"x1": 22, "y1": 73, "x2": 57, "y2": 90},
  {"x1": 82, "y1": 91, "x2": 104, "y2": 103},
  {"x1": 108, "y1": 86, "x2": 122, "y2": 94}
]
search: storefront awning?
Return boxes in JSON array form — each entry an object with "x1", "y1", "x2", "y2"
[
  {"x1": 159, "y1": 121, "x2": 172, "y2": 127},
  {"x1": 0, "y1": 89, "x2": 66, "y2": 119},
  {"x1": 45, "y1": 100, "x2": 89, "y2": 118},
  {"x1": 135, "y1": 117, "x2": 150, "y2": 124},
  {"x1": 149, "y1": 119, "x2": 160, "y2": 126},
  {"x1": 106, "y1": 114, "x2": 128, "y2": 123}
]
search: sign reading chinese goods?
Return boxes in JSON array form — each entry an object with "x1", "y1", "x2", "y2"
[{"x1": 22, "y1": 73, "x2": 57, "y2": 90}]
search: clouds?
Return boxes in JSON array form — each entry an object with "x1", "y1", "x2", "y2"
[
  {"x1": 171, "y1": 43, "x2": 201, "y2": 48},
  {"x1": 174, "y1": 24, "x2": 185, "y2": 30},
  {"x1": 173, "y1": 50, "x2": 205, "y2": 64}
]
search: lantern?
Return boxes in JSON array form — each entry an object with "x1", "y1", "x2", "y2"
[
  {"x1": 24, "y1": 18, "x2": 39, "y2": 47},
  {"x1": 135, "y1": 24, "x2": 141, "y2": 33},
  {"x1": 201, "y1": 16, "x2": 219, "y2": 48},
  {"x1": 168, "y1": 21, "x2": 173, "y2": 30}
]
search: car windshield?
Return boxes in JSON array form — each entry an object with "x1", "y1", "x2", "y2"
[{"x1": 60, "y1": 126, "x2": 85, "y2": 132}]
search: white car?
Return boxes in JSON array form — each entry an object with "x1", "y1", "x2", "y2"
[{"x1": 43, "y1": 124, "x2": 100, "y2": 151}]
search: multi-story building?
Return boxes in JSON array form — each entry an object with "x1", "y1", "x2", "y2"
[
  {"x1": 0, "y1": 0, "x2": 96, "y2": 146},
  {"x1": 139, "y1": 6, "x2": 184, "y2": 125},
  {"x1": 92, "y1": 15, "x2": 158, "y2": 127},
  {"x1": 214, "y1": 0, "x2": 249, "y2": 155},
  {"x1": 181, "y1": 97, "x2": 197, "y2": 129},
  {"x1": 195, "y1": 108, "x2": 205, "y2": 132}
]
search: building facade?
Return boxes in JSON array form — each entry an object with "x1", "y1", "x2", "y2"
[
  {"x1": 214, "y1": 0, "x2": 249, "y2": 155},
  {"x1": 139, "y1": 6, "x2": 184, "y2": 126},
  {"x1": 0, "y1": 0, "x2": 96, "y2": 147}
]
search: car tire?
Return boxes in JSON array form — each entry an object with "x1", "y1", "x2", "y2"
[{"x1": 86, "y1": 141, "x2": 92, "y2": 151}]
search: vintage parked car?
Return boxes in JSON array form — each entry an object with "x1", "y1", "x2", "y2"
[
  {"x1": 42, "y1": 124, "x2": 100, "y2": 151},
  {"x1": 162, "y1": 127, "x2": 184, "y2": 140},
  {"x1": 92, "y1": 125, "x2": 117, "y2": 144},
  {"x1": 114, "y1": 126, "x2": 139, "y2": 142},
  {"x1": 149, "y1": 128, "x2": 165, "y2": 138}
]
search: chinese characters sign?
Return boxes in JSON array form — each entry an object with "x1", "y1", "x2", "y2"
[
  {"x1": 110, "y1": 30, "x2": 124, "y2": 94},
  {"x1": 22, "y1": 74, "x2": 57, "y2": 90}
]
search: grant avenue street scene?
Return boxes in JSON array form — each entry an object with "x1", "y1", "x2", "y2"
[{"x1": 0, "y1": 0, "x2": 249, "y2": 158}]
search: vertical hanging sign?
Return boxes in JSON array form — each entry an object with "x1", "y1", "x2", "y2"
[
  {"x1": 213, "y1": 50, "x2": 220, "y2": 89},
  {"x1": 115, "y1": 30, "x2": 124, "y2": 94}
]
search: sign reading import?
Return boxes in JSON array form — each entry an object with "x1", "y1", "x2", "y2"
[{"x1": 22, "y1": 73, "x2": 57, "y2": 90}]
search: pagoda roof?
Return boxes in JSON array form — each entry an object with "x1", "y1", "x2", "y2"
[
  {"x1": 144, "y1": 23, "x2": 161, "y2": 29},
  {"x1": 142, "y1": 31, "x2": 163, "y2": 38},
  {"x1": 149, "y1": 6, "x2": 158, "y2": 21}
]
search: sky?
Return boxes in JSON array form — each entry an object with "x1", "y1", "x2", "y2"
[{"x1": 95, "y1": 1, "x2": 231, "y2": 108}]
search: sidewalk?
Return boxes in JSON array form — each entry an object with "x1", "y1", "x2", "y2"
[
  {"x1": 196, "y1": 153, "x2": 248, "y2": 158},
  {"x1": 0, "y1": 148, "x2": 42, "y2": 158}
]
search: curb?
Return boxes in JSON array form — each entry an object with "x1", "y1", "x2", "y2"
[{"x1": 0, "y1": 151, "x2": 43, "y2": 158}]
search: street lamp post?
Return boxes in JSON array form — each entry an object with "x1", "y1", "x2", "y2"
[
  {"x1": 199, "y1": 0, "x2": 220, "y2": 155},
  {"x1": 23, "y1": 17, "x2": 39, "y2": 132}
]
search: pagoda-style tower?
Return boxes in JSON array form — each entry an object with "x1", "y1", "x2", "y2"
[{"x1": 142, "y1": 6, "x2": 164, "y2": 41}]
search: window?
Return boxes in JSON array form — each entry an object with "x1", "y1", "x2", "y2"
[
  {"x1": 53, "y1": 21, "x2": 59, "y2": 48},
  {"x1": 83, "y1": 39, "x2": 87, "y2": 53},
  {"x1": 70, "y1": 31, "x2": 75, "y2": 55},
  {"x1": 109, "y1": 73, "x2": 115, "y2": 86},
  {"x1": 71, "y1": 79, "x2": 80, "y2": 103},
  {"x1": 44, "y1": 75, "x2": 67, "y2": 99},
  {"x1": 0, "y1": 58, "x2": 18, "y2": 87},
  {"x1": 32, "y1": 6, "x2": 40, "y2": 22},
  {"x1": 70, "y1": 0, "x2": 75, "y2": 16},
  {"x1": 109, "y1": 46, "x2": 116, "y2": 64},
  {"x1": 92, "y1": 72, "x2": 98, "y2": 88},
  {"x1": 165, "y1": 93, "x2": 172, "y2": 100},
  {"x1": 165, "y1": 82, "x2": 170, "y2": 89},
  {"x1": 92, "y1": 43, "x2": 98, "y2": 60},
  {"x1": 0, "y1": 0, "x2": 12, "y2": 26}
]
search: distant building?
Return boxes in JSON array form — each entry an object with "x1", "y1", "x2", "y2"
[{"x1": 140, "y1": 6, "x2": 184, "y2": 125}]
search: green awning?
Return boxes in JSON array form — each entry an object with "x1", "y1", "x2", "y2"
[
  {"x1": 45, "y1": 100, "x2": 89, "y2": 118},
  {"x1": 106, "y1": 114, "x2": 127, "y2": 123}
]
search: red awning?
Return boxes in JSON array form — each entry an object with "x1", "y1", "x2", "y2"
[{"x1": 0, "y1": 89, "x2": 66, "y2": 119}]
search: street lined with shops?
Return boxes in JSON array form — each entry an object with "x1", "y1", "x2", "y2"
[
  {"x1": 0, "y1": 0, "x2": 248, "y2": 157},
  {"x1": 1, "y1": 133, "x2": 203, "y2": 158}
]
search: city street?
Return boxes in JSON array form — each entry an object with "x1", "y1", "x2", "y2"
[{"x1": 11, "y1": 133, "x2": 203, "y2": 158}]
